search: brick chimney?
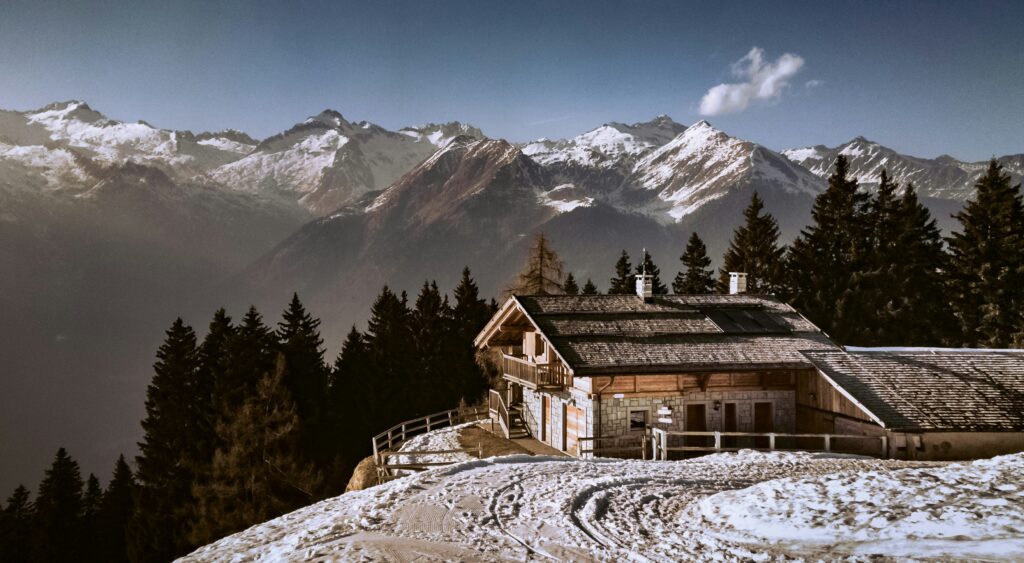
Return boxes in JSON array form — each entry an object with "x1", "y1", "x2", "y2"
[{"x1": 729, "y1": 272, "x2": 748, "y2": 295}]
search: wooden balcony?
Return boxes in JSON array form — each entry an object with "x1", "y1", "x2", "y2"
[{"x1": 502, "y1": 354, "x2": 567, "y2": 389}]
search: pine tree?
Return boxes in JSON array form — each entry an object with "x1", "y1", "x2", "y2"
[
  {"x1": 200, "y1": 309, "x2": 234, "y2": 455},
  {"x1": 562, "y1": 273, "x2": 580, "y2": 295},
  {"x1": 98, "y1": 456, "x2": 135, "y2": 563},
  {"x1": 452, "y1": 267, "x2": 492, "y2": 339},
  {"x1": 222, "y1": 307, "x2": 276, "y2": 411},
  {"x1": 505, "y1": 233, "x2": 564, "y2": 296},
  {"x1": 410, "y1": 281, "x2": 452, "y2": 414},
  {"x1": 81, "y1": 474, "x2": 103, "y2": 562},
  {"x1": 190, "y1": 355, "x2": 322, "y2": 545},
  {"x1": 364, "y1": 287, "x2": 415, "y2": 424},
  {"x1": 582, "y1": 279, "x2": 599, "y2": 295},
  {"x1": 327, "y1": 326, "x2": 373, "y2": 478},
  {"x1": 635, "y1": 250, "x2": 668, "y2": 294},
  {"x1": 33, "y1": 448, "x2": 83, "y2": 562},
  {"x1": 132, "y1": 318, "x2": 201, "y2": 562},
  {"x1": 948, "y1": 160, "x2": 1024, "y2": 347},
  {"x1": 787, "y1": 155, "x2": 872, "y2": 342},
  {"x1": 673, "y1": 233, "x2": 715, "y2": 294},
  {"x1": 0, "y1": 485, "x2": 33, "y2": 563},
  {"x1": 608, "y1": 250, "x2": 633, "y2": 294},
  {"x1": 717, "y1": 192, "x2": 787, "y2": 294},
  {"x1": 276, "y1": 294, "x2": 330, "y2": 463}
]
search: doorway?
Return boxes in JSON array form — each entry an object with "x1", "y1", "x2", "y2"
[
  {"x1": 722, "y1": 403, "x2": 737, "y2": 448},
  {"x1": 685, "y1": 404, "x2": 708, "y2": 448},
  {"x1": 754, "y1": 402, "x2": 773, "y2": 448}
]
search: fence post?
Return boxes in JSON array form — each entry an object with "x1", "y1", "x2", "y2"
[
  {"x1": 714, "y1": 431, "x2": 721, "y2": 451},
  {"x1": 401, "y1": 423, "x2": 407, "y2": 443},
  {"x1": 824, "y1": 434, "x2": 831, "y2": 452},
  {"x1": 448, "y1": 411, "x2": 454, "y2": 426},
  {"x1": 426, "y1": 415, "x2": 433, "y2": 432},
  {"x1": 881, "y1": 435, "x2": 889, "y2": 459},
  {"x1": 662, "y1": 430, "x2": 668, "y2": 460},
  {"x1": 769, "y1": 433, "x2": 776, "y2": 450}
]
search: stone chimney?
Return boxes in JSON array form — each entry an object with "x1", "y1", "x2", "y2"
[
  {"x1": 729, "y1": 272, "x2": 748, "y2": 295},
  {"x1": 635, "y1": 274, "x2": 653, "y2": 301}
]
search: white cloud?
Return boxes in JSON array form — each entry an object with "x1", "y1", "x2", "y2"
[
  {"x1": 805, "y1": 79, "x2": 824, "y2": 89},
  {"x1": 699, "y1": 47, "x2": 805, "y2": 116}
]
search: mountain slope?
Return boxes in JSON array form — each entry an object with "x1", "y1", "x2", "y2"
[
  {"x1": 623, "y1": 121, "x2": 824, "y2": 221},
  {"x1": 208, "y1": 111, "x2": 485, "y2": 215},
  {"x1": 783, "y1": 137, "x2": 1024, "y2": 200}
]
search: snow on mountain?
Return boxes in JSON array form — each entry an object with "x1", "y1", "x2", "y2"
[
  {"x1": 207, "y1": 110, "x2": 480, "y2": 215},
  {"x1": 783, "y1": 137, "x2": 1023, "y2": 200},
  {"x1": 523, "y1": 115, "x2": 687, "y2": 168},
  {"x1": 181, "y1": 441, "x2": 1024, "y2": 562},
  {"x1": 628, "y1": 121, "x2": 824, "y2": 221},
  {"x1": 398, "y1": 121, "x2": 484, "y2": 148}
]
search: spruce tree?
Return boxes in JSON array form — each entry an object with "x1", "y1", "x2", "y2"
[
  {"x1": 562, "y1": 273, "x2": 580, "y2": 295},
  {"x1": 364, "y1": 287, "x2": 415, "y2": 424},
  {"x1": 132, "y1": 318, "x2": 201, "y2": 562},
  {"x1": 673, "y1": 233, "x2": 715, "y2": 294},
  {"x1": 410, "y1": 281, "x2": 452, "y2": 414},
  {"x1": 81, "y1": 474, "x2": 103, "y2": 562},
  {"x1": 33, "y1": 448, "x2": 83, "y2": 562},
  {"x1": 608, "y1": 250, "x2": 633, "y2": 294},
  {"x1": 452, "y1": 267, "x2": 492, "y2": 339},
  {"x1": 505, "y1": 233, "x2": 564, "y2": 296},
  {"x1": 948, "y1": 160, "x2": 1024, "y2": 347},
  {"x1": 276, "y1": 294, "x2": 330, "y2": 463},
  {"x1": 222, "y1": 307, "x2": 276, "y2": 411},
  {"x1": 200, "y1": 309, "x2": 234, "y2": 456},
  {"x1": 98, "y1": 456, "x2": 135, "y2": 563},
  {"x1": 582, "y1": 279, "x2": 599, "y2": 295},
  {"x1": 1, "y1": 485, "x2": 33, "y2": 563},
  {"x1": 787, "y1": 155, "x2": 872, "y2": 342},
  {"x1": 327, "y1": 326, "x2": 373, "y2": 474},
  {"x1": 635, "y1": 250, "x2": 668, "y2": 294},
  {"x1": 190, "y1": 355, "x2": 322, "y2": 546},
  {"x1": 717, "y1": 192, "x2": 787, "y2": 294}
]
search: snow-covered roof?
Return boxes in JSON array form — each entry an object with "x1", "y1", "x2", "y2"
[
  {"x1": 476, "y1": 294, "x2": 837, "y2": 375},
  {"x1": 802, "y1": 349, "x2": 1024, "y2": 431}
]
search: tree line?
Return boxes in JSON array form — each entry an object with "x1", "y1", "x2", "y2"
[
  {"x1": 530, "y1": 157, "x2": 1024, "y2": 348},
  {"x1": 0, "y1": 269, "x2": 495, "y2": 562}
]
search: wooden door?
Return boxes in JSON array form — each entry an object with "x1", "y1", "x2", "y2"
[
  {"x1": 541, "y1": 395, "x2": 550, "y2": 442},
  {"x1": 754, "y1": 402, "x2": 773, "y2": 448},
  {"x1": 685, "y1": 404, "x2": 707, "y2": 447},
  {"x1": 565, "y1": 405, "x2": 582, "y2": 455},
  {"x1": 723, "y1": 403, "x2": 737, "y2": 448}
]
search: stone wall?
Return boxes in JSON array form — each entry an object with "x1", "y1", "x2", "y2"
[
  {"x1": 596, "y1": 389, "x2": 795, "y2": 437},
  {"x1": 521, "y1": 388, "x2": 568, "y2": 450}
]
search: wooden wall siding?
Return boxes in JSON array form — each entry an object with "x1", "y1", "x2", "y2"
[
  {"x1": 796, "y1": 370, "x2": 875, "y2": 423},
  {"x1": 577, "y1": 370, "x2": 801, "y2": 397}
]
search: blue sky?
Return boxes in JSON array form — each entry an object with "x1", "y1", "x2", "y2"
[{"x1": 1, "y1": 0, "x2": 1021, "y2": 160}]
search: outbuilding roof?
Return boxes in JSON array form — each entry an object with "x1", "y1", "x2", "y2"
[
  {"x1": 802, "y1": 349, "x2": 1024, "y2": 431},
  {"x1": 477, "y1": 294, "x2": 837, "y2": 376}
]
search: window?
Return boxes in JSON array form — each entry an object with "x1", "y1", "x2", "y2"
[{"x1": 628, "y1": 409, "x2": 648, "y2": 431}]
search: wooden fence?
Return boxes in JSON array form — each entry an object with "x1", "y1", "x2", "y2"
[
  {"x1": 648, "y1": 428, "x2": 888, "y2": 460},
  {"x1": 501, "y1": 355, "x2": 566, "y2": 388},
  {"x1": 371, "y1": 405, "x2": 489, "y2": 465}
]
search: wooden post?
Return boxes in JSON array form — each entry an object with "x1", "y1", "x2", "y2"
[
  {"x1": 448, "y1": 411, "x2": 454, "y2": 426},
  {"x1": 401, "y1": 423, "x2": 407, "y2": 443},
  {"x1": 714, "y1": 431, "x2": 721, "y2": 451},
  {"x1": 881, "y1": 435, "x2": 889, "y2": 459},
  {"x1": 769, "y1": 433, "x2": 776, "y2": 450},
  {"x1": 824, "y1": 434, "x2": 831, "y2": 452},
  {"x1": 426, "y1": 415, "x2": 433, "y2": 432}
]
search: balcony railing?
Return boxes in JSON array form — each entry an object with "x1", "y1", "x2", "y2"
[{"x1": 502, "y1": 354, "x2": 567, "y2": 389}]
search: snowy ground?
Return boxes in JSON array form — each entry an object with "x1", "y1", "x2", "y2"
[
  {"x1": 390, "y1": 422, "x2": 479, "y2": 475},
  {"x1": 181, "y1": 443, "x2": 1024, "y2": 561}
]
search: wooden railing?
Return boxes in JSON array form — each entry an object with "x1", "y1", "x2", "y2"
[
  {"x1": 502, "y1": 354, "x2": 567, "y2": 388},
  {"x1": 488, "y1": 389, "x2": 510, "y2": 438},
  {"x1": 371, "y1": 406, "x2": 489, "y2": 465},
  {"x1": 648, "y1": 428, "x2": 888, "y2": 460},
  {"x1": 578, "y1": 434, "x2": 648, "y2": 459}
]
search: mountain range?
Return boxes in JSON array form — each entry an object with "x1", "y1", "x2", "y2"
[{"x1": 1, "y1": 100, "x2": 1021, "y2": 493}]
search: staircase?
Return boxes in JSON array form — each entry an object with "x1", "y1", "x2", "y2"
[{"x1": 507, "y1": 403, "x2": 530, "y2": 439}]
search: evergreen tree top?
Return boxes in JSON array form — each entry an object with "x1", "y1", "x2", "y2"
[
  {"x1": 582, "y1": 278, "x2": 599, "y2": 295},
  {"x1": 634, "y1": 250, "x2": 668, "y2": 294},
  {"x1": 674, "y1": 232, "x2": 715, "y2": 294},
  {"x1": 609, "y1": 250, "x2": 633, "y2": 294},
  {"x1": 562, "y1": 272, "x2": 580, "y2": 295}
]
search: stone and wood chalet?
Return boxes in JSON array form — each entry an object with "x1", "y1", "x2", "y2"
[{"x1": 475, "y1": 273, "x2": 1024, "y2": 461}]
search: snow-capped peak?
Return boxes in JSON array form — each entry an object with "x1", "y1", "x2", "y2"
[{"x1": 398, "y1": 122, "x2": 485, "y2": 148}]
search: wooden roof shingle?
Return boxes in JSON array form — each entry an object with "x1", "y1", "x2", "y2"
[
  {"x1": 803, "y1": 349, "x2": 1024, "y2": 431},
  {"x1": 504, "y1": 294, "x2": 836, "y2": 375}
]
